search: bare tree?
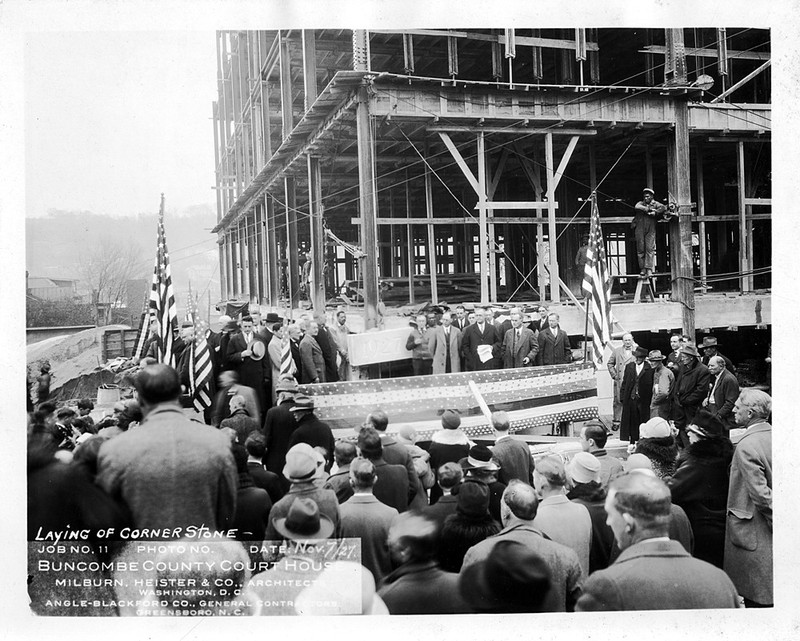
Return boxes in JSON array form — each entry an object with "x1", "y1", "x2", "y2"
[{"x1": 76, "y1": 237, "x2": 146, "y2": 325}]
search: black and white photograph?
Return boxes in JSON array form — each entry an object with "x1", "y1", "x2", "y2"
[{"x1": 4, "y1": 0, "x2": 796, "y2": 638}]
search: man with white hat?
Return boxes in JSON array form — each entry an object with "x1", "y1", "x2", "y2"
[
  {"x1": 632, "y1": 187, "x2": 667, "y2": 277},
  {"x1": 262, "y1": 443, "x2": 341, "y2": 544},
  {"x1": 566, "y1": 452, "x2": 615, "y2": 573}
]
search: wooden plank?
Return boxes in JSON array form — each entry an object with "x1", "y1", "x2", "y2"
[
  {"x1": 488, "y1": 146, "x2": 510, "y2": 200},
  {"x1": 424, "y1": 145, "x2": 439, "y2": 305},
  {"x1": 545, "y1": 132, "x2": 559, "y2": 304},
  {"x1": 709, "y1": 60, "x2": 771, "y2": 104},
  {"x1": 737, "y1": 141, "x2": 750, "y2": 292},
  {"x1": 429, "y1": 125, "x2": 597, "y2": 136},
  {"x1": 477, "y1": 131, "x2": 490, "y2": 304},
  {"x1": 438, "y1": 132, "x2": 481, "y2": 197},
  {"x1": 551, "y1": 135, "x2": 580, "y2": 194},
  {"x1": 478, "y1": 201, "x2": 558, "y2": 210},
  {"x1": 639, "y1": 45, "x2": 769, "y2": 61},
  {"x1": 696, "y1": 145, "x2": 707, "y2": 288}
]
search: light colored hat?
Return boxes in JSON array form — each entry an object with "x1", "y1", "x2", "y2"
[
  {"x1": 646, "y1": 350, "x2": 665, "y2": 361},
  {"x1": 639, "y1": 417, "x2": 672, "y2": 439},
  {"x1": 567, "y1": 452, "x2": 601, "y2": 485},
  {"x1": 624, "y1": 453, "x2": 654, "y2": 472},
  {"x1": 282, "y1": 443, "x2": 318, "y2": 482},
  {"x1": 643, "y1": 187, "x2": 655, "y2": 195}
]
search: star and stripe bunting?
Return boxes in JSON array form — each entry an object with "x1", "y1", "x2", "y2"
[
  {"x1": 581, "y1": 192, "x2": 613, "y2": 366},
  {"x1": 148, "y1": 194, "x2": 178, "y2": 367},
  {"x1": 186, "y1": 285, "x2": 214, "y2": 413},
  {"x1": 297, "y1": 362, "x2": 598, "y2": 440}
]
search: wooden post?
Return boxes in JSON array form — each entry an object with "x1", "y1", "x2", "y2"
[
  {"x1": 301, "y1": 30, "x2": 317, "y2": 112},
  {"x1": 405, "y1": 176, "x2": 415, "y2": 304},
  {"x1": 545, "y1": 132, "x2": 560, "y2": 305},
  {"x1": 424, "y1": 144, "x2": 439, "y2": 304},
  {"x1": 477, "y1": 131, "x2": 490, "y2": 304},
  {"x1": 279, "y1": 33, "x2": 293, "y2": 141},
  {"x1": 265, "y1": 195, "x2": 279, "y2": 306},
  {"x1": 284, "y1": 177, "x2": 300, "y2": 308},
  {"x1": 308, "y1": 155, "x2": 326, "y2": 312},
  {"x1": 355, "y1": 84, "x2": 380, "y2": 330},
  {"x1": 737, "y1": 141, "x2": 751, "y2": 292},
  {"x1": 696, "y1": 145, "x2": 707, "y2": 289}
]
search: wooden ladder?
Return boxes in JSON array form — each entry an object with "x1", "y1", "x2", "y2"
[{"x1": 633, "y1": 275, "x2": 656, "y2": 303}]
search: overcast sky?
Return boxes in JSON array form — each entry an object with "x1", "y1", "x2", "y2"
[{"x1": 24, "y1": 30, "x2": 218, "y2": 218}]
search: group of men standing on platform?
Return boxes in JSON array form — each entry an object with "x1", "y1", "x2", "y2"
[{"x1": 406, "y1": 304, "x2": 574, "y2": 376}]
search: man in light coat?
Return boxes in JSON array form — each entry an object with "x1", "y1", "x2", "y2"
[
  {"x1": 576, "y1": 472, "x2": 739, "y2": 611},
  {"x1": 501, "y1": 310, "x2": 538, "y2": 369},
  {"x1": 607, "y1": 333, "x2": 636, "y2": 429},
  {"x1": 724, "y1": 389, "x2": 772, "y2": 607},
  {"x1": 428, "y1": 311, "x2": 462, "y2": 374}
]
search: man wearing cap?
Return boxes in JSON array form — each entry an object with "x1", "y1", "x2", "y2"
[
  {"x1": 226, "y1": 315, "x2": 271, "y2": 416},
  {"x1": 579, "y1": 421, "x2": 624, "y2": 489},
  {"x1": 632, "y1": 187, "x2": 667, "y2": 277},
  {"x1": 378, "y1": 512, "x2": 471, "y2": 614},
  {"x1": 532, "y1": 456, "x2": 593, "y2": 576},
  {"x1": 356, "y1": 427, "x2": 409, "y2": 513},
  {"x1": 287, "y1": 395, "x2": 335, "y2": 471},
  {"x1": 700, "y1": 336, "x2": 735, "y2": 373},
  {"x1": 575, "y1": 472, "x2": 739, "y2": 611},
  {"x1": 724, "y1": 389, "x2": 772, "y2": 607},
  {"x1": 607, "y1": 333, "x2": 637, "y2": 430},
  {"x1": 461, "y1": 480, "x2": 584, "y2": 612},
  {"x1": 647, "y1": 349, "x2": 674, "y2": 419},
  {"x1": 339, "y1": 458, "x2": 400, "y2": 584},
  {"x1": 263, "y1": 376, "x2": 300, "y2": 482},
  {"x1": 670, "y1": 343, "x2": 712, "y2": 447},
  {"x1": 702, "y1": 355, "x2": 740, "y2": 433},
  {"x1": 263, "y1": 443, "x2": 341, "y2": 544},
  {"x1": 490, "y1": 411, "x2": 533, "y2": 485},
  {"x1": 248, "y1": 497, "x2": 337, "y2": 614},
  {"x1": 619, "y1": 346, "x2": 654, "y2": 445},
  {"x1": 566, "y1": 452, "x2": 616, "y2": 573},
  {"x1": 299, "y1": 318, "x2": 326, "y2": 384},
  {"x1": 323, "y1": 441, "x2": 358, "y2": 504}
]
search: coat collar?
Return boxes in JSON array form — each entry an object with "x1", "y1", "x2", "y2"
[
  {"x1": 614, "y1": 538, "x2": 689, "y2": 564},
  {"x1": 345, "y1": 493, "x2": 381, "y2": 504},
  {"x1": 432, "y1": 429, "x2": 470, "y2": 446},
  {"x1": 382, "y1": 560, "x2": 439, "y2": 584},
  {"x1": 741, "y1": 422, "x2": 771, "y2": 437}
]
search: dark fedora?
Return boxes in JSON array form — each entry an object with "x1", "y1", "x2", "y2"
[
  {"x1": 459, "y1": 540, "x2": 552, "y2": 613},
  {"x1": 265, "y1": 312, "x2": 283, "y2": 323},
  {"x1": 273, "y1": 497, "x2": 334, "y2": 541},
  {"x1": 701, "y1": 336, "x2": 719, "y2": 349},
  {"x1": 462, "y1": 444, "x2": 500, "y2": 472},
  {"x1": 633, "y1": 346, "x2": 649, "y2": 358},
  {"x1": 680, "y1": 344, "x2": 701, "y2": 358},
  {"x1": 289, "y1": 395, "x2": 315, "y2": 412},
  {"x1": 687, "y1": 409, "x2": 726, "y2": 440}
]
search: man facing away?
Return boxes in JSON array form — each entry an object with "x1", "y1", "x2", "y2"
[
  {"x1": 490, "y1": 411, "x2": 533, "y2": 485},
  {"x1": 96, "y1": 364, "x2": 237, "y2": 533},
  {"x1": 575, "y1": 472, "x2": 739, "y2": 611},
  {"x1": 579, "y1": 420, "x2": 624, "y2": 490}
]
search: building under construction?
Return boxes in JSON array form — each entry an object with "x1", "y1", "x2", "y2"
[{"x1": 210, "y1": 28, "x2": 770, "y2": 369}]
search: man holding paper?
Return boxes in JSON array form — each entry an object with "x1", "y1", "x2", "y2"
[{"x1": 461, "y1": 307, "x2": 501, "y2": 371}]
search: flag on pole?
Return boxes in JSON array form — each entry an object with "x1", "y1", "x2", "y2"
[
  {"x1": 582, "y1": 193, "x2": 613, "y2": 365},
  {"x1": 148, "y1": 194, "x2": 178, "y2": 367},
  {"x1": 186, "y1": 284, "x2": 214, "y2": 413}
]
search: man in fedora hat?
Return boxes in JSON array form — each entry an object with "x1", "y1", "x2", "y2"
[
  {"x1": 670, "y1": 343, "x2": 712, "y2": 447},
  {"x1": 700, "y1": 336, "x2": 735, "y2": 373},
  {"x1": 533, "y1": 456, "x2": 592, "y2": 576},
  {"x1": 632, "y1": 186, "x2": 667, "y2": 277},
  {"x1": 461, "y1": 480, "x2": 584, "y2": 612},
  {"x1": 226, "y1": 315, "x2": 271, "y2": 415},
  {"x1": 619, "y1": 345, "x2": 654, "y2": 445},
  {"x1": 263, "y1": 376, "x2": 300, "y2": 482},
  {"x1": 647, "y1": 349, "x2": 674, "y2": 419},
  {"x1": 262, "y1": 444, "x2": 341, "y2": 545},
  {"x1": 287, "y1": 395, "x2": 335, "y2": 471},
  {"x1": 247, "y1": 496, "x2": 337, "y2": 615}
]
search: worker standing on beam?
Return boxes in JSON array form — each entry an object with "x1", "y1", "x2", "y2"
[{"x1": 632, "y1": 187, "x2": 667, "y2": 278}]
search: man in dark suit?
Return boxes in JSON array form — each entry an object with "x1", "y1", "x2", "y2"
[
  {"x1": 576, "y1": 472, "x2": 739, "y2": 611},
  {"x1": 313, "y1": 313, "x2": 340, "y2": 383},
  {"x1": 619, "y1": 346, "x2": 653, "y2": 445},
  {"x1": 527, "y1": 305, "x2": 549, "y2": 334},
  {"x1": 490, "y1": 411, "x2": 533, "y2": 485},
  {"x1": 537, "y1": 313, "x2": 572, "y2": 366},
  {"x1": 422, "y1": 462, "x2": 462, "y2": 531},
  {"x1": 263, "y1": 377, "x2": 300, "y2": 490},
  {"x1": 287, "y1": 395, "x2": 335, "y2": 470},
  {"x1": 460, "y1": 306, "x2": 500, "y2": 371},
  {"x1": 357, "y1": 427, "x2": 409, "y2": 513},
  {"x1": 299, "y1": 319, "x2": 326, "y2": 384},
  {"x1": 501, "y1": 310, "x2": 538, "y2": 368},
  {"x1": 453, "y1": 305, "x2": 470, "y2": 332},
  {"x1": 286, "y1": 323, "x2": 304, "y2": 382},
  {"x1": 226, "y1": 315, "x2": 270, "y2": 416},
  {"x1": 700, "y1": 336, "x2": 735, "y2": 373},
  {"x1": 702, "y1": 356, "x2": 740, "y2": 433}
]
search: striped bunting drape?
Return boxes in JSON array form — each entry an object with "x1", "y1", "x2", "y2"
[
  {"x1": 297, "y1": 362, "x2": 598, "y2": 440},
  {"x1": 581, "y1": 193, "x2": 613, "y2": 366}
]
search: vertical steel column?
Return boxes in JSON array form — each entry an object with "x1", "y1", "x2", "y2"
[
  {"x1": 405, "y1": 176, "x2": 415, "y2": 304},
  {"x1": 279, "y1": 33, "x2": 293, "y2": 141},
  {"x1": 424, "y1": 144, "x2": 439, "y2": 304},
  {"x1": 285, "y1": 177, "x2": 300, "y2": 308},
  {"x1": 308, "y1": 156, "x2": 326, "y2": 312},
  {"x1": 265, "y1": 195, "x2": 279, "y2": 306},
  {"x1": 476, "y1": 131, "x2": 490, "y2": 304},
  {"x1": 737, "y1": 141, "x2": 752, "y2": 292},
  {"x1": 545, "y1": 132, "x2": 559, "y2": 304}
]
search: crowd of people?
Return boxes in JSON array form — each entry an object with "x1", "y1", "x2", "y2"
[{"x1": 27, "y1": 302, "x2": 773, "y2": 616}]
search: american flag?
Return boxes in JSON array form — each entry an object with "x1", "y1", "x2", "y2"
[
  {"x1": 148, "y1": 194, "x2": 178, "y2": 367},
  {"x1": 186, "y1": 286, "x2": 214, "y2": 412},
  {"x1": 581, "y1": 193, "x2": 613, "y2": 366}
]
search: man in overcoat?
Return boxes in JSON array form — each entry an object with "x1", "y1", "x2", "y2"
[
  {"x1": 501, "y1": 310, "x2": 538, "y2": 368},
  {"x1": 724, "y1": 389, "x2": 772, "y2": 607},
  {"x1": 619, "y1": 346, "x2": 653, "y2": 445},
  {"x1": 460, "y1": 307, "x2": 500, "y2": 371},
  {"x1": 428, "y1": 311, "x2": 462, "y2": 374},
  {"x1": 226, "y1": 315, "x2": 270, "y2": 415},
  {"x1": 537, "y1": 313, "x2": 572, "y2": 366}
]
